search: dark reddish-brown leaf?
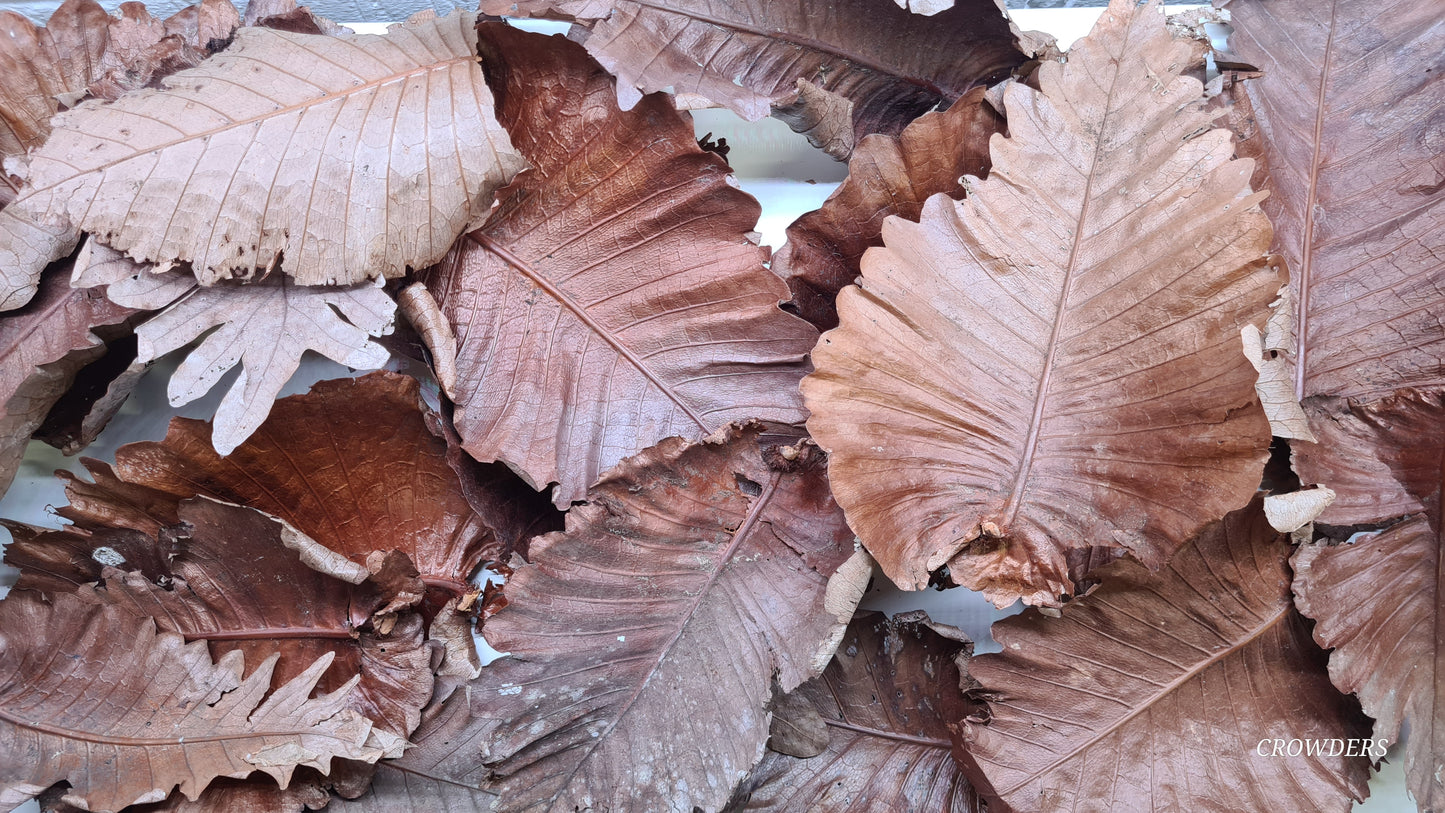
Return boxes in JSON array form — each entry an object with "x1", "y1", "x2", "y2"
[
  {"x1": 108, "y1": 373, "x2": 495, "y2": 597},
  {"x1": 0, "y1": 591, "x2": 391, "y2": 812},
  {"x1": 1290, "y1": 389, "x2": 1444, "y2": 810},
  {"x1": 1226, "y1": 0, "x2": 1444, "y2": 404},
  {"x1": 72, "y1": 497, "x2": 435, "y2": 739},
  {"x1": 40, "y1": 772, "x2": 332, "y2": 813},
  {"x1": 329, "y1": 423, "x2": 864, "y2": 812},
  {"x1": 773, "y1": 87, "x2": 1003, "y2": 330},
  {"x1": 476, "y1": 0, "x2": 1029, "y2": 155},
  {"x1": 802, "y1": 0, "x2": 1275, "y2": 605},
  {"x1": 0, "y1": 0, "x2": 107, "y2": 172},
  {"x1": 0, "y1": 261, "x2": 136, "y2": 492},
  {"x1": 955, "y1": 500, "x2": 1372, "y2": 813},
  {"x1": 727, "y1": 611, "x2": 982, "y2": 812},
  {"x1": 421, "y1": 26, "x2": 817, "y2": 506}
]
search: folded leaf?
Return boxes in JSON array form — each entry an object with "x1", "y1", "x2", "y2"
[
  {"x1": 773, "y1": 87, "x2": 1003, "y2": 330},
  {"x1": 334, "y1": 423, "x2": 861, "y2": 812},
  {"x1": 2, "y1": 9, "x2": 525, "y2": 310},
  {"x1": 423, "y1": 26, "x2": 817, "y2": 506},
  {"x1": 0, "y1": 591, "x2": 389, "y2": 812},
  {"x1": 1226, "y1": 0, "x2": 1445, "y2": 403},
  {"x1": 475, "y1": 0, "x2": 1028, "y2": 155},
  {"x1": 802, "y1": 0, "x2": 1276, "y2": 605},
  {"x1": 73, "y1": 497, "x2": 435, "y2": 739},
  {"x1": 727, "y1": 611, "x2": 981, "y2": 812},
  {"x1": 0, "y1": 260, "x2": 136, "y2": 493},
  {"x1": 956, "y1": 500, "x2": 1372, "y2": 813},
  {"x1": 114, "y1": 266, "x2": 396, "y2": 455},
  {"x1": 1290, "y1": 389, "x2": 1444, "y2": 811}
]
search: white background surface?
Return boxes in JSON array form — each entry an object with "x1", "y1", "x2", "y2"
[{"x1": 0, "y1": 6, "x2": 1415, "y2": 812}]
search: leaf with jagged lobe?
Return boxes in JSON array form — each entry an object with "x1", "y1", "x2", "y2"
[
  {"x1": 422, "y1": 25, "x2": 816, "y2": 507},
  {"x1": 104, "y1": 259, "x2": 395, "y2": 455},
  {"x1": 727, "y1": 611, "x2": 982, "y2": 812},
  {"x1": 0, "y1": 590, "x2": 393, "y2": 813},
  {"x1": 0, "y1": 9, "x2": 524, "y2": 314},
  {"x1": 802, "y1": 0, "x2": 1276, "y2": 606},
  {"x1": 956, "y1": 499, "x2": 1372, "y2": 813},
  {"x1": 1290, "y1": 389, "x2": 1445, "y2": 811},
  {"x1": 1226, "y1": 0, "x2": 1445, "y2": 404},
  {"x1": 86, "y1": 0, "x2": 240, "y2": 101},
  {"x1": 475, "y1": 0, "x2": 1028, "y2": 157}
]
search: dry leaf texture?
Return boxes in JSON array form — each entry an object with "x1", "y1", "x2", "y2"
[
  {"x1": 344, "y1": 423, "x2": 856, "y2": 812},
  {"x1": 1290, "y1": 389, "x2": 1444, "y2": 810},
  {"x1": 0, "y1": 0, "x2": 107, "y2": 173},
  {"x1": 727, "y1": 611, "x2": 981, "y2": 812},
  {"x1": 1227, "y1": 0, "x2": 1445, "y2": 402},
  {"x1": 0, "y1": 263, "x2": 135, "y2": 492},
  {"x1": 115, "y1": 267, "x2": 396, "y2": 455},
  {"x1": 4, "y1": 10, "x2": 524, "y2": 301},
  {"x1": 774, "y1": 87, "x2": 1003, "y2": 330},
  {"x1": 956, "y1": 500, "x2": 1372, "y2": 813},
  {"x1": 802, "y1": 0, "x2": 1276, "y2": 605},
  {"x1": 423, "y1": 26, "x2": 816, "y2": 506},
  {"x1": 85, "y1": 0, "x2": 240, "y2": 101},
  {"x1": 0, "y1": 591, "x2": 388, "y2": 812},
  {"x1": 75, "y1": 497, "x2": 435, "y2": 739},
  {"x1": 107, "y1": 372, "x2": 496, "y2": 591},
  {"x1": 476, "y1": 0, "x2": 1026, "y2": 151}
]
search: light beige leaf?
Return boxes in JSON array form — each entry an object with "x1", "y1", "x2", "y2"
[
  {"x1": 124, "y1": 272, "x2": 396, "y2": 454},
  {"x1": 0, "y1": 591, "x2": 388, "y2": 812},
  {"x1": 0, "y1": 206, "x2": 80, "y2": 311},
  {"x1": 1263, "y1": 486, "x2": 1335, "y2": 532},
  {"x1": 5, "y1": 9, "x2": 524, "y2": 301},
  {"x1": 1243, "y1": 285, "x2": 1316, "y2": 441}
]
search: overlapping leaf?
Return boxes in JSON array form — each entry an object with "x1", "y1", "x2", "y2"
[
  {"x1": 333, "y1": 423, "x2": 864, "y2": 812},
  {"x1": 802, "y1": 0, "x2": 1276, "y2": 605},
  {"x1": 476, "y1": 0, "x2": 1029, "y2": 157},
  {"x1": 98, "y1": 251, "x2": 397, "y2": 455},
  {"x1": 1290, "y1": 389, "x2": 1444, "y2": 811},
  {"x1": 67, "y1": 497, "x2": 436, "y2": 739},
  {"x1": 0, "y1": 0, "x2": 108, "y2": 177},
  {"x1": 955, "y1": 500, "x2": 1372, "y2": 812},
  {"x1": 0, "y1": 590, "x2": 392, "y2": 812},
  {"x1": 1226, "y1": 0, "x2": 1445, "y2": 404},
  {"x1": 773, "y1": 87, "x2": 1003, "y2": 329},
  {"x1": 421, "y1": 25, "x2": 817, "y2": 506},
  {"x1": 85, "y1": 0, "x2": 240, "y2": 101},
  {"x1": 0, "y1": 260, "x2": 136, "y2": 492},
  {"x1": 727, "y1": 611, "x2": 981, "y2": 812},
  {"x1": 0, "y1": 9, "x2": 525, "y2": 312}
]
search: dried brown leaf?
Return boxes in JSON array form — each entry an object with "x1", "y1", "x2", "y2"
[
  {"x1": 0, "y1": 0, "x2": 107, "y2": 166},
  {"x1": 773, "y1": 86, "x2": 1003, "y2": 330},
  {"x1": 422, "y1": 26, "x2": 817, "y2": 506},
  {"x1": 1, "y1": 10, "x2": 524, "y2": 310},
  {"x1": 71, "y1": 497, "x2": 435, "y2": 739},
  {"x1": 957, "y1": 500, "x2": 1372, "y2": 813},
  {"x1": 333, "y1": 423, "x2": 858, "y2": 812},
  {"x1": 1289, "y1": 389, "x2": 1444, "y2": 810},
  {"x1": 802, "y1": 0, "x2": 1275, "y2": 605},
  {"x1": 475, "y1": 0, "x2": 1028, "y2": 153},
  {"x1": 0, "y1": 591, "x2": 391, "y2": 812},
  {"x1": 0, "y1": 260, "x2": 135, "y2": 492},
  {"x1": 87, "y1": 0, "x2": 241, "y2": 101},
  {"x1": 1226, "y1": 0, "x2": 1445, "y2": 403},
  {"x1": 728, "y1": 611, "x2": 982, "y2": 812}
]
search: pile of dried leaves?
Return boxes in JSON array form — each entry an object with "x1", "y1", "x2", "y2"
[{"x1": 0, "y1": 0, "x2": 1438, "y2": 810}]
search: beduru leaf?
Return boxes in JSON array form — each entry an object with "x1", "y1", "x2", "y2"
[{"x1": 802, "y1": 0, "x2": 1276, "y2": 605}]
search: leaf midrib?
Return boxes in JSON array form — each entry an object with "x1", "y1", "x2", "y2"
[
  {"x1": 995, "y1": 602, "x2": 1292, "y2": 795},
  {"x1": 0, "y1": 707, "x2": 355, "y2": 747},
  {"x1": 1292, "y1": 0, "x2": 1340, "y2": 399},
  {"x1": 468, "y1": 232, "x2": 711, "y2": 431},
  {"x1": 543, "y1": 470, "x2": 782, "y2": 810}
]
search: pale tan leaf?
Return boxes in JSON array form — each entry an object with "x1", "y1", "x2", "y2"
[
  {"x1": 0, "y1": 591, "x2": 389, "y2": 812},
  {"x1": 1242, "y1": 285, "x2": 1316, "y2": 441},
  {"x1": 0, "y1": 206, "x2": 80, "y2": 311},
  {"x1": 802, "y1": 0, "x2": 1276, "y2": 605},
  {"x1": 1263, "y1": 486, "x2": 1335, "y2": 532},
  {"x1": 7, "y1": 10, "x2": 524, "y2": 295},
  {"x1": 130, "y1": 275, "x2": 396, "y2": 454}
]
